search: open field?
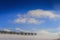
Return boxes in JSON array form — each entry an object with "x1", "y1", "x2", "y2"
[{"x1": 0, "y1": 34, "x2": 57, "y2": 40}]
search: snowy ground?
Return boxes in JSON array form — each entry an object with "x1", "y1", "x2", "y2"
[{"x1": 0, "y1": 33, "x2": 58, "y2": 40}]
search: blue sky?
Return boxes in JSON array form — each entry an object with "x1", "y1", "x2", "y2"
[{"x1": 0, "y1": 0, "x2": 60, "y2": 32}]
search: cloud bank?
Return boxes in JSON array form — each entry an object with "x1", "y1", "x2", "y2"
[
  {"x1": 14, "y1": 9, "x2": 60, "y2": 24},
  {"x1": 3, "y1": 28, "x2": 11, "y2": 32},
  {"x1": 27, "y1": 9, "x2": 60, "y2": 19}
]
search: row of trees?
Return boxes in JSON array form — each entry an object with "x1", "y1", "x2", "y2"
[{"x1": 0, "y1": 31, "x2": 37, "y2": 35}]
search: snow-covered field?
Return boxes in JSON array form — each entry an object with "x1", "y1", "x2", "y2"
[{"x1": 0, "y1": 33, "x2": 58, "y2": 40}]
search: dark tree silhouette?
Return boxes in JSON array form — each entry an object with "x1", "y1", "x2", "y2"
[{"x1": 0, "y1": 30, "x2": 37, "y2": 35}]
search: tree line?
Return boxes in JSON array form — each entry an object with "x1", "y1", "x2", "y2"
[{"x1": 0, "y1": 31, "x2": 37, "y2": 35}]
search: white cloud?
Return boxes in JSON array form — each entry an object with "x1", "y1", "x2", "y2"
[
  {"x1": 27, "y1": 18, "x2": 38, "y2": 24},
  {"x1": 14, "y1": 17, "x2": 27, "y2": 23},
  {"x1": 14, "y1": 17, "x2": 45, "y2": 24},
  {"x1": 27, "y1": 18, "x2": 45, "y2": 24},
  {"x1": 16, "y1": 28, "x2": 24, "y2": 31},
  {"x1": 27, "y1": 9, "x2": 60, "y2": 19},
  {"x1": 3, "y1": 28, "x2": 11, "y2": 32},
  {"x1": 14, "y1": 9, "x2": 60, "y2": 24},
  {"x1": 37, "y1": 30, "x2": 49, "y2": 34},
  {"x1": 15, "y1": 28, "x2": 30, "y2": 32}
]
